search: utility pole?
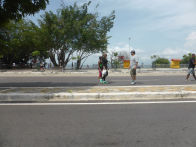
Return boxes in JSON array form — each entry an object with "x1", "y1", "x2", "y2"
[{"x1": 129, "y1": 37, "x2": 131, "y2": 59}]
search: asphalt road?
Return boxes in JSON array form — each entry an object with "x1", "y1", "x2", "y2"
[
  {"x1": 1, "y1": 102, "x2": 196, "y2": 147},
  {"x1": 0, "y1": 75, "x2": 195, "y2": 87}
]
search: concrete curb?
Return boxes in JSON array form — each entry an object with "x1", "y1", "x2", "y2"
[{"x1": 1, "y1": 91, "x2": 196, "y2": 102}]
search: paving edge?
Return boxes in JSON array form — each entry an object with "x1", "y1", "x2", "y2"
[{"x1": 0, "y1": 91, "x2": 196, "y2": 102}]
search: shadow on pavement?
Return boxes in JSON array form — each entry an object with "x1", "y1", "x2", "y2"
[{"x1": 0, "y1": 82, "x2": 98, "y2": 87}]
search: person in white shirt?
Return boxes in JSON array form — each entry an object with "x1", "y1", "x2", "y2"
[{"x1": 130, "y1": 50, "x2": 138, "y2": 85}]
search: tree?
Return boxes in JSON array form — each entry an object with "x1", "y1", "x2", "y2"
[
  {"x1": 180, "y1": 53, "x2": 192, "y2": 64},
  {"x1": 108, "y1": 51, "x2": 121, "y2": 69},
  {"x1": 151, "y1": 55, "x2": 170, "y2": 67},
  {"x1": 0, "y1": 0, "x2": 49, "y2": 61},
  {"x1": 0, "y1": 20, "x2": 47, "y2": 68},
  {"x1": 113, "y1": 52, "x2": 119, "y2": 68},
  {"x1": 39, "y1": 2, "x2": 115, "y2": 69},
  {"x1": 73, "y1": 2, "x2": 115, "y2": 69},
  {"x1": 151, "y1": 55, "x2": 159, "y2": 61},
  {"x1": 153, "y1": 58, "x2": 170, "y2": 64},
  {"x1": 38, "y1": 4, "x2": 82, "y2": 68},
  {"x1": 0, "y1": 0, "x2": 49, "y2": 26}
]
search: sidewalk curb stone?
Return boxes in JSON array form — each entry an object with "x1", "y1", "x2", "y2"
[{"x1": 1, "y1": 91, "x2": 196, "y2": 102}]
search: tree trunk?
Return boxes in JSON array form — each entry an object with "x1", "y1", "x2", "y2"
[
  {"x1": 76, "y1": 53, "x2": 92, "y2": 70},
  {"x1": 63, "y1": 51, "x2": 73, "y2": 68},
  {"x1": 2, "y1": 54, "x2": 14, "y2": 68},
  {"x1": 76, "y1": 58, "x2": 81, "y2": 70},
  {"x1": 49, "y1": 52, "x2": 58, "y2": 67}
]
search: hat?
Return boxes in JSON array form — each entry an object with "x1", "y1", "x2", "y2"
[{"x1": 131, "y1": 50, "x2": 135, "y2": 53}]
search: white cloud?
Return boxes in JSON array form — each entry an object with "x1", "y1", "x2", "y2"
[
  {"x1": 157, "y1": 48, "x2": 189, "y2": 59},
  {"x1": 185, "y1": 32, "x2": 196, "y2": 49},
  {"x1": 32, "y1": 0, "x2": 196, "y2": 66},
  {"x1": 153, "y1": 32, "x2": 196, "y2": 59},
  {"x1": 108, "y1": 44, "x2": 145, "y2": 54},
  {"x1": 105, "y1": 30, "x2": 196, "y2": 64},
  {"x1": 186, "y1": 32, "x2": 196, "y2": 40},
  {"x1": 141, "y1": 1, "x2": 196, "y2": 31},
  {"x1": 82, "y1": 0, "x2": 196, "y2": 65},
  {"x1": 96, "y1": 0, "x2": 196, "y2": 31},
  {"x1": 107, "y1": 44, "x2": 151, "y2": 64}
]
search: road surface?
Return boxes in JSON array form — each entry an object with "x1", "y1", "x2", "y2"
[
  {"x1": 0, "y1": 101, "x2": 196, "y2": 147},
  {"x1": 0, "y1": 75, "x2": 195, "y2": 87}
]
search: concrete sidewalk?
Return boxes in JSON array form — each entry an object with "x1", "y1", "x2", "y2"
[
  {"x1": 0, "y1": 68, "x2": 189, "y2": 77},
  {"x1": 0, "y1": 85, "x2": 196, "y2": 102}
]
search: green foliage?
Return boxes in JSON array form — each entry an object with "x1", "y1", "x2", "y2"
[
  {"x1": 0, "y1": 0, "x2": 49, "y2": 26},
  {"x1": 113, "y1": 52, "x2": 118, "y2": 57},
  {"x1": 113, "y1": 59, "x2": 120, "y2": 68},
  {"x1": 110, "y1": 52, "x2": 120, "y2": 69},
  {"x1": 74, "y1": 3, "x2": 115, "y2": 69},
  {"x1": 153, "y1": 58, "x2": 170, "y2": 64},
  {"x1": 39, "y1": 2, "x2": 115, "y2": 69},
  {"x1": 151, "y1": 55, "x2": 159, "y2": 60},
  {"x1": 0, "y1": 1, "x2": 115, "y2": 69},
  {"x1": 32, "y1": 51, "x2": 40, "y2": 57},
  {"x1": 180, "y1": 53, "x2": 192, "y2": 64},
  {"x1": 151, "y1": 55, "x2": 170, "y2": 65},
  {"x1": 38, "y1": 4, "x2": 83, "y2": 67},
  {"x1": 71, "y1": 57, "x2": 77, "y2": 60},
  {"x1": 0, "y1": 20, "x2": 48, "y2": 67}
]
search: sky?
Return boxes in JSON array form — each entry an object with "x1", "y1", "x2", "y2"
[{"x1": 27, "y1": 0, "x2": 196, "y2": 65}]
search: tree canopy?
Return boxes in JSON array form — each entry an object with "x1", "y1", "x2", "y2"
[
  {"x1": 0, "y1": 1, "x2": 115, "y2": 69},
  {"x1": 0, "y1": 20, "x2": 48, "y2": 68},
  {"x1": 0, "y1": 0, "x2": 49, "y2": 26},
  {"x1": 39, "y1": 2, "x2": 115, "y2": 69},
  {"x1": 151, "y1": 55, "x2": 170, "y2": 65},
  {"x1": 180, "y1": 53, "x2": 192, "y2": 64}
]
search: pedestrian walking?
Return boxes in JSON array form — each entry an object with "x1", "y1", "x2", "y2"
[
  {"x1": 130, "y1": 50, "x2": 138, "y2": 85},
  {"x1": 186, "y1": 53, "x2": 196, "y2": 81},
  {"x1": 101, "y1": 53, "x2": 109, "y2": 84},
  {"x1": 12, "y1": 62, "x2": 16, "y2": 69},
  {"x1": 40, "y1": 62, "x2": 45, "y2": 72},
  {"x1": 72, "y1": 62, "x2": 74, "y2": 70},
  {"x1": 98, "y1": 56, "x2": 103, "y2": 83}
]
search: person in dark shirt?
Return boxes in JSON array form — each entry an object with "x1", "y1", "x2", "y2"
[
  {"x1": 98, "y1": 56, "x2": 103, "y2": 83},
  {"x1": 101, "y1": 53, "x2": 108, "y2": 84},
  {"x1": 186, "y1": 54, "x2": 196, "y2": 80}
]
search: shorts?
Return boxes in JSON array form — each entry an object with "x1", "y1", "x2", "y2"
[
  {"x1": 188, "y1": 68, "x2": 195, "y2": 75},
  {"x1": 130, "y1": 68, "x2": 136, "y2": 76}
]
